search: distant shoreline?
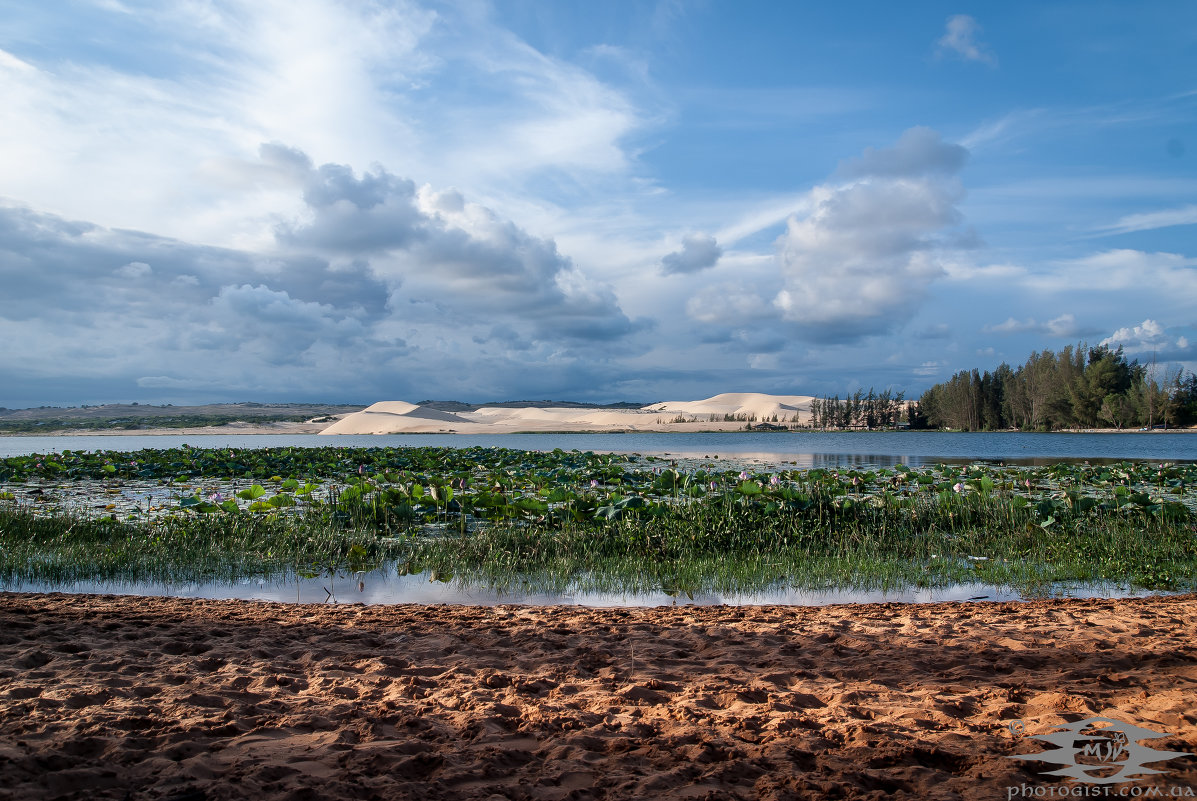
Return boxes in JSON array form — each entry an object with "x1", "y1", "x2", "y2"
[
  {"x1": 1, "y1": 424, "x2": 1192, "y2": 437},
  {"x1": 0, "y1": 420, "x2": 332, "y2": 437}
]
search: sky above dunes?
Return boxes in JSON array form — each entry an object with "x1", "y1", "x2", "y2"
[{"x1": 1, "y1": 1, "x2": 1194, "y2": 407}]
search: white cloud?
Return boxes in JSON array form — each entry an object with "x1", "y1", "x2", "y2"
[
  {"x1": 0, "y1": 0, "x2": 647, "y2": 252},
  {"x1": 770, "y1": 127, "x2": 968, "y2": 341},
  {"x1": 936, "y1": 15, "x2": 997, "y2": 66},
  {"x1": 984, "y1": 314, "x2": 1083, "y2": 337},
  {"x1": 1095, "y1": 204, "x2": 1197, "y2": 236},
  {"x1": 1026, "y1": 250, "x2": 1197, "y2": 301},
  {"x1": 943, "y1": 260, "x2": 1026, "y2": 282},
  {"x1": 1100, "y1": 319, "x2": 1168, "y2": 351}
]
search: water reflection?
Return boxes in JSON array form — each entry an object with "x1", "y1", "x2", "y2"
[
  {"x1": 0, "y1": 565, "x2": 1163, "y2": 608},
  {"x1": 2, "y1": 431, "x2": 1193, "y2": 465}
]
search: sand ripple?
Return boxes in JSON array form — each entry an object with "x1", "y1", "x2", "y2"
[{"x1": 1, "y1": 593, "x2": 1195, "y2": 799}]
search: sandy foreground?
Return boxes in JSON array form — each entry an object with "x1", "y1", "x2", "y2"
[{"x1": 1, "y1": 594, "x2": 1196, "y2": 800}]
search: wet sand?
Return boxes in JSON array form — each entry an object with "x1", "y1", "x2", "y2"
[{"x1": 1, "y1": 593, "x2": 1195, "y2": 800}]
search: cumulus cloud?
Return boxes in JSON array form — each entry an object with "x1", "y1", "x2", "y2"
[
  {"x1": 661, "y1": 234, "x2": 722, "y2": 275},
  {"x1": 206, "y1": 283, "x2": 368, "y2": 362},
  {"x1": 936, "y1": 15, "x2": 997, "y2": 66},
  {"x1": 277, "y1": 164, "x2": 428, "y2": 255},
  {"x1": 277, "y1": 158, "x2": 642, "y2": 344},
  {"x1": 770, "y1": 127, "x2": 968, "y2": 341},
  {"x1": 0, "y1": 143, "x2": 646, "y2": 403},
  {"x1": 1098, "y1": 320, "x2": 1197, "y2": 362},
  {"x1": 0, "y1": 200, "x2": 393, "y2": 387},
  {"x1": 1101, "y1": 319, "x2": 1170, "y2": 351}
]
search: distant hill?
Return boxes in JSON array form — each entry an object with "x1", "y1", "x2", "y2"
[{"x1": 0, "y1": 402, "x2": 365, "y2": 432}]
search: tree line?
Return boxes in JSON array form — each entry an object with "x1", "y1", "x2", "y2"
[
  {"x1": 810, "y1": 388, "x2": 907, "y2": 429},
  {"x1": 916, "y1": 344, "x2": 1197, "y2": 431}
]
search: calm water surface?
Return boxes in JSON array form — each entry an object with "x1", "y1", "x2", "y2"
[
  {"x1": 2, "y1": 430, "x2": 1195, "y2": 466},
  {"x1": 0, "y1": 567, "x2": 1163, "y2": 608}
]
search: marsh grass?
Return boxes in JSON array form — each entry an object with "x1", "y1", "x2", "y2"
[
  {"x1": 401, "y1": 490, "x2": 1197, "y2": 595},
  {"x1": 1, "y1": 446, "x2": 1194, "y2": 596},
  {"x1": 0, "y1": 506, "x2": 404, "y2": 585}
]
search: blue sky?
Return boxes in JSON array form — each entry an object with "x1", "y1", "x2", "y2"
[{"x1": 0, "y1": 0, "x2": 1194, "y2": 406}]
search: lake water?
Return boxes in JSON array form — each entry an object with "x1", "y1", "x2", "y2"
[
  {"x1": 0, "y1": 567, "x2": 1163, "y2": 608},
  {"x1": 2, "y1": 430, "x2": 1195, "y2": 466}
]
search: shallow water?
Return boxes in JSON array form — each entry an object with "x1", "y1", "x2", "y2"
[
  {"x1": 2, "y1": 430, "x2": 1195, "y2": 466},
  {"x1": 0, "y1": 566, "x2": 1166, "y2": 608}
]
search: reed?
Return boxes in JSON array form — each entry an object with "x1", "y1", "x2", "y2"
[{"x1": 1, "y1": 446, "x2": 1194, "y2": 594}]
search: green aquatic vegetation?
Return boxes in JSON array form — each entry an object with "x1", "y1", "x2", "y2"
[
  {"x1": 1, "y1": 446, "x2": 1195, "y2": 594},
  {"x1": 0, "y1": 505, "x2": 406, "y2": 585}
]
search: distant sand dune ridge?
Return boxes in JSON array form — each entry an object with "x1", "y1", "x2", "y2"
[{"x1": 318, "y1": 393, "x2": 815, "y2": 435}]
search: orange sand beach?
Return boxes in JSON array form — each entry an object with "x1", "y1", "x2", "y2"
[{"x1": 1, "y1": 593, "x2": 1196, "y2": 800}]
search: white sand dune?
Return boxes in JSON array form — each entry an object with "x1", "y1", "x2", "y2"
[
  {"x1": 646, "y1": 392, "x2": 812, "y2": 421},
  {"x1": 361, "y1": 401, "x2": 421, "y2": 415},
  {"x1": 319, "y1": 393, "x2": 813, "y2": 435}
]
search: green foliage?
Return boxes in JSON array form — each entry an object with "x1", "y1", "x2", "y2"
[
  {"x1": 919, "y1": 343, "x2": 1197, "y2": 431},
  {"x1": 2, "y1": 445, "x2": 1195, "y2": 595}
]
